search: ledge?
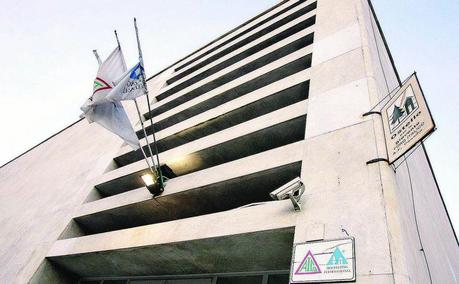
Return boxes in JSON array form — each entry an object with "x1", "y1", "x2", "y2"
[
  {"x1": 167, "y1": 0, "x2": 315, "y2": 85},
  {"x1": 131, "y1": 68, "x2": 311, "y2": 143},
  {"x1": 48, "y1": 201, "x2": 296, "y2": 277},
  {"x1": 146, "y1": 45, "x2": 313, "y2": 123},
  {"x1": 158, "y1": 11, "x2": 316, "y2": 100},
  {"x1": 67, "y1": 157, "x2": 302, "y2": 236},
  {"x1": 94, "y1": 101, "x2": 307, "y2": 197}
]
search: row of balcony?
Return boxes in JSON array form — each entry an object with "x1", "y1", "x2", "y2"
[{"x1": 49, "y1": 0, "x2": 316, "y2": 279}]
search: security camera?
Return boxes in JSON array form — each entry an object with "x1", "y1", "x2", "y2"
[{"x1": 270, "y1": 177, "x2": 305, "y2": 211}]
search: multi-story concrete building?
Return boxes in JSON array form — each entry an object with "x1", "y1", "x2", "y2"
[{"x1": 0, "y1": 0, "x2": 457, "y2": 283}]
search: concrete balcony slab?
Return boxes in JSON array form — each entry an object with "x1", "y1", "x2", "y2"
[
  {"x1": 122, "y1": 80, "x2": 309, "y2": 167},
  {"x1": 138, "y1": 54, "x2": 312, "y2": 141},
  {"x1": 160, "y1": 12, "x2": 316, "y2": 99},
  {"x1": 150, "y1": 30, "x2": 314, "y2": 120},
  {"x1": 86, "y1": 139, "x2": 303, "y2": 214},
  {"x1": 48, "y1": 202, "x2": 297, "y2": 277},
  {"x1": 169, "y1": 0, "x2": 304, "y2": 73},
  {"x1": 146, "y1": 46, "x2": 313, "y2": 123},
  {"x1": 133, "y1": 70, "x2": 310, "y2": 142},
  {"x1": 169, "y1": 0, "x2": 315, "y2": 83},
  {"x1": 94, "y1": 102, "x2": 307, "y2": 197},
  {"x1": 68, "y1": 160, "x2": 301, "y2": 236}
]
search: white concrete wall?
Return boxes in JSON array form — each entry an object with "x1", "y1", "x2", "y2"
[
  {"x1": 0, "y1": 119, "x2": 126, "y2": 283},
  {"x1": 395, "y1": 146, "x2": 459, "y2": 283},
  {"x1": 296, "y1": 1, "x2": 400, "y2": 283},
  {"x1": 297, "y1": 0, "x2": 458, "y2": 283}
]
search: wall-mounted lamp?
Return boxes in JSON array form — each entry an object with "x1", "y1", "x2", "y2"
[{"x1": 141, "y1": 172, "x2": 164, "y2": 196}]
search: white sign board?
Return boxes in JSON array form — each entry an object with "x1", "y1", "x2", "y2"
[
  {"x1": 290, "y1": 238, "x2": 355, "y2": 283},
  {"x1": 381, "y1": 73, "x2": 435, "y2": 163}
]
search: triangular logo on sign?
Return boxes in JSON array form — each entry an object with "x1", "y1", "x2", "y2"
[
  {"x1": 295, "y1": 250, "x2": 321, "y2": 275},
  {"x1": 93, "y1": 77, "x2": 112, "y2": 95},
  {"x1": 327, "y1": 247, "x2": 348, "y2": 266}
]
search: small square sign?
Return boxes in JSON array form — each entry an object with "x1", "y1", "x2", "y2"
[{"x1": 290, "y1": 238, "x2": 355, "y2": 283}]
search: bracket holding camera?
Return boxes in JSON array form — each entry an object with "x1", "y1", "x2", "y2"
[{"x1": 269, "y1": 177, "x2": 305, "y2": 211}]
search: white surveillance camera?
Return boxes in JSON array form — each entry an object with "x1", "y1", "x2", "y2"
[{"x1": 270, "y1": 177, "x2": 305, "y2": 211}]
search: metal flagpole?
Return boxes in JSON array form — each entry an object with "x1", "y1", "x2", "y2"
[
  {"x1": 92, "y1": 50, "x2": 102, "y2": 65},
  {"x1": 114, "y1": 30, "x2": 121, "y2": 48},
  {"x1": 138, "y1": 142, "x2": 155, "y2": 174},
  {"x1": 134, "y1": 18, "x2": 165, "y2": 188},
  {"x1": 114, "y1": 30, "x2": 157, "y2": 175},
  {"x1": 134, "y1": 98, "x2": 159, "y2": 175}
]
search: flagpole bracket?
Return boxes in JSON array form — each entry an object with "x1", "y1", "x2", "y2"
[
  {"x1": 362, "y1": 111, "x2": 381, "y2": 117},
  {"x1": 366, "y1": 158, "x2": 390, "y2": 165}
]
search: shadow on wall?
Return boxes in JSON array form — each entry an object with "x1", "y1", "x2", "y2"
[{"x1": 30, "y1": 259, "x2": 78, "y2": 284}]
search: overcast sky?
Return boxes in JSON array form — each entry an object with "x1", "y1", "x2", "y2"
[{"x1": 0, "y1": 0, "x2": 457, "y2": 230}]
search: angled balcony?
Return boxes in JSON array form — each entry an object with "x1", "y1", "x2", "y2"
[
  {"x1": 146, "y1": 32, "x2": 313, "y2": 120},
  {"x1": 62, "y1": 141, "x2": 304, "y2": 238},
  {"x1": 91, "y1": 101, "x2": 307, "y2": 198},
  {"x1": 48, "y1": 201, "x2": 296, "y2": 278},
  {"x1": 169, "y1": 0, "x2": 316, "y2": 83},
  {"x1": 124, "y1": 79, "x2": 309, "y2": 167},
  {"x1": 160, "y1": 11, "x2": 316, "y2": 99},
  {"x1": 145, "y1": 47, "x2": 313, "y2": 132}
]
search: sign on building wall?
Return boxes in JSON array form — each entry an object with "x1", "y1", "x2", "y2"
[
  {"x1": 290, "y1": 238, "x2": 355, "y2": 283},
  {"x1": 381, "y1": 73, "x2": 435, "y2": 163}
]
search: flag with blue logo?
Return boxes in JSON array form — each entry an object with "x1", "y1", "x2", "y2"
[{"x1": 107, "y1": 62, "x2": 146, "y2": 102}]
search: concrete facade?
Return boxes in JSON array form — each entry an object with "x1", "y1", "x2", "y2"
[{"x1": 0, "y1": 0, "x2": 457, "y2": 283}]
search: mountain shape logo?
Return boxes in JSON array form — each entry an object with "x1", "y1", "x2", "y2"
[
  {"x1": 295, "y1": 250, "x2": 321, "y2": 275},
  {"x1": 327, "y1": 247, "x2": 348, "y2": 266}
]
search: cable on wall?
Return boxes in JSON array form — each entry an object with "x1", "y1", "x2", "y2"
[{"x1": 405, "y1": 159, "x2": 433, "y2": 284}]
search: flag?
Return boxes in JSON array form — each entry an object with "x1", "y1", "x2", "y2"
[
  {"x1": 90, "y1": 46, "x2": 127, "y2": 105},
  {"x1": 83, "y1": 101, "x2": 140, "y2": 149},
  {"x1": 106, "y1": 62, "x2": 145, "y2": 102},
  {"x1": 80, "y1": 46, "x2": 140, "y2": 150}
]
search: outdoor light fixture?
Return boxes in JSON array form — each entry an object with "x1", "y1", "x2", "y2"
[
  {"x1": 141, "y1": 173, "x2": 155, "y2": 186},
  {"x1": 270, "y1": 177, "x2": 305, "y2": 211},
  {"x1": 141, "y1": 172, "x2": 164, "y2": 196}
]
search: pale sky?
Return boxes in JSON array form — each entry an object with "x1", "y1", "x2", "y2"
[{"x1": 0, "y1": 0, "x2": 457, "y2": 230}]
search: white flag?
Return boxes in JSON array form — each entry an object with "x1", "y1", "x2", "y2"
[
  {"x1": 80, "y1": 46, "x2": 140, "y2": 150},
  {"x1": 107, "y1": 63, "x2": 145, "y2": 102},
  {"x1": 84, "y1": 102, "x2": 140, "y2": 149},
  {"x1": 90, "y1": 47, "x2": 127, "y2": 105}
]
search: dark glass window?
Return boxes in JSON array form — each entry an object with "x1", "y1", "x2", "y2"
[
  {"x1": 268, "y1": 274, "x2": 289, "y2": 284},
  {"x1": 216, "y1": 275, "x2": 263, "y2": 284}
]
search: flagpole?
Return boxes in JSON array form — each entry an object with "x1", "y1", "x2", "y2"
[
  {"x1": 134, "y1": 18, "x2": 164, "y2": 188},
  {"x1": 138, "y1": 141, "x2": 156, "y2": 175},
  {"x1": 114, "y1": 30, "x2": 157, "y2": 175},
  {"x1": 114, "y1": 30, "x2": 121, "y2": 48},
  {"x1": 92, "y1": 49, "x2": 102, "y2": 66},
  {"x1": 134, "y1": 98, "x2": 159, "y2": 175}
]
